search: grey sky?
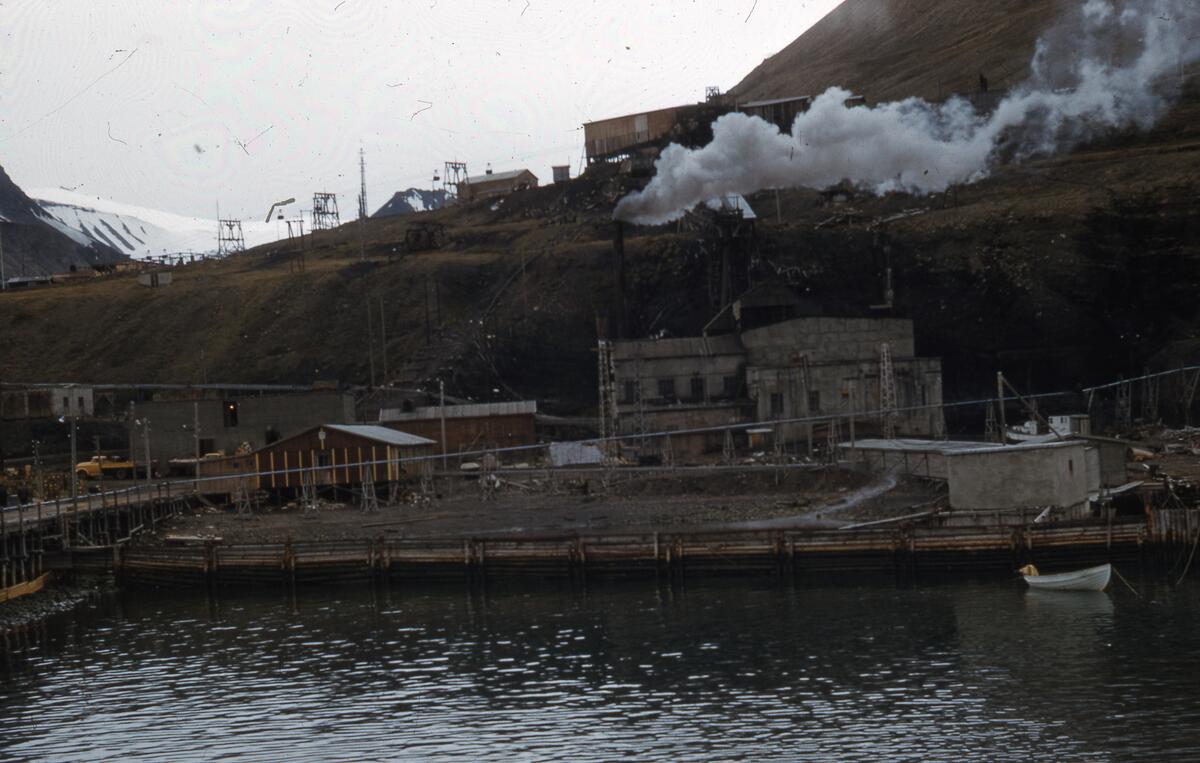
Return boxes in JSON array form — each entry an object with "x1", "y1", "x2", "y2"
[{"x1": 0, "y1": 0, "x2": 839, "y2": 220}]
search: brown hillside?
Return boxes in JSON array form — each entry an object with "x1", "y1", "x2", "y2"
[{"x1": 731, "y1": 0, "x2": 1060, "y2": 103}]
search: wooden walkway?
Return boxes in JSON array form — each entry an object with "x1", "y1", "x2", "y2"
[
  {"x1": 117, "y1": 516, "x2": 1161, "y2": 586},
  {"x1": 1, "y1": 481, "x2": 196, "y2": 538}
]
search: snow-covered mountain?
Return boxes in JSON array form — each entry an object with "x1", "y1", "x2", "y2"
[
  {"x1": 0, "y1": 166, "x2": 121, "y2": 277},
  {"x1": 31, "y1": 188, "x2": 280, "y2": 259},
  {"x1": 372, "y1": 188, "x2": 447, "y2": 218}
]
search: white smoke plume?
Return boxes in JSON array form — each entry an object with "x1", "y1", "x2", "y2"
[{"x1": 615, "y1": 0, "x2": 1200, "y2": 225}]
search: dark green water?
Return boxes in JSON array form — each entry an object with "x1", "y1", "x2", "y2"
[{"x1": 2, "y1": 577, "x2": 1199, "y2": 761}]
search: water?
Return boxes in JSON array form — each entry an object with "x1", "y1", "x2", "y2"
[{"x1": 3, "y1": 578, "x2": 1200, "y2": 761}]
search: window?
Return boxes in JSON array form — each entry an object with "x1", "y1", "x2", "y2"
[
  {"x1": 317, "y1": 452, "x2": 332, "y2": 468},
  {"x1": 62, "y1": 396, "x2": 69, "y2": 411},
  {"x1": 623, "y1": 380, "x2": 639, "y2": 404},
  {"x1": 722, "y1": 376, "x2": 738, "y2": 398},
  {"x1": 657, "y1": 378, "x2": 676, "y2": 400},
  {"x1": 223, "y1": 401, "x2": 239, "y2": 427},
  {"x1": 77, "y1": 396, "x2": 85, "y2": 411},
  {"x1": 199, "y1": 438, "x2": 215, "y2": 454},
  {"x1": 770, "y1": 393, "x2": 784, "y2": 417},
  {"x1": 808, "y1": 390, "x2": 821, "y2": 413},
  {"x1": 690, "y1": 377, "x2": 705, "y2": 401}
]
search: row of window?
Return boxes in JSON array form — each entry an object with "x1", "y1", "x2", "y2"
[
  {"x1": 622, "y1": 376, "x2": 740, "y2": 404},
  {"x1": 770, "y1": 391, "x2": 822, "y2": 415}
]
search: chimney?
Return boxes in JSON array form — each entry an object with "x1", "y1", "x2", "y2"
[{"x1": 486, "y1": 163, "x2": 493, "y2": 176}]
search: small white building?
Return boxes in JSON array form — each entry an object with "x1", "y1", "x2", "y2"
[
  {"x1": 50, "y1": 386, "x2": 94, "y2": 418},
  {"x1": 847, "y1": 438, "x2": 1108, "y2": 520}
]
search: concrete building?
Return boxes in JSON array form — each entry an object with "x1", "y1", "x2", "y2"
[
  {"x1": 612, "y1": 315, "x2": 943, "y2": 456},
  {"x1": 1, "y1": 385, "x2": 94, "y2": 420},
  {"x1": 459, "y1": 169, "x2": 537, "y2": 201},
  {"x1": 379, "y1": 401, "x2": 538, "y2": 455},
  {"x1": 847, "y1": 437, "x2": 1122, "y2": 520},
  {"x1": 199, "y1": 424, "x2": 434, "y2": 495},
  {"x1": 945, "y1": 440, "x2": 1097, "y2": 516},
  {"x1": 128, "y1": 392, "x2": 356, "y2": 464}
]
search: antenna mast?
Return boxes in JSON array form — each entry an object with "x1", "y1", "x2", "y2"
[{"x1": 358, "y1": 147, "x2": 368, "y2": 220}]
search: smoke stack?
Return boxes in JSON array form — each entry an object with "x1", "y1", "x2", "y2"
[
  {"x1": 614, "y1": 0, "x2": 1200, "y2": 225},
  {"x1": 612, "y1": 221, "x2": 626, "y2": 340}
]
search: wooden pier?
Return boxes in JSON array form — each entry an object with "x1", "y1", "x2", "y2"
[
  {"x1": 1, "y1": 482, "x2": 199, "y2": 595},
  {"x1": 114, "y1": 514, "x2": 1177, "y2": 587}
]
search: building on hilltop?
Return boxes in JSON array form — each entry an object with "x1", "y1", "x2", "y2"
[{"x1": 458, "y1": 169, "x2": 538, "y2": 202}]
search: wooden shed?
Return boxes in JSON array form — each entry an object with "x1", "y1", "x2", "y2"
[
  {"x1": 459, "y1": 169, "x2": 538, "y2": 201},
  {"x1": 199, "y1": 424, "x2": 435, "y2": 495}
]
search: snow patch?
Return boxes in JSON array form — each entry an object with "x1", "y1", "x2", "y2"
[{"x1": 31, "y1": 188, "x2": 279, "y2": 258}]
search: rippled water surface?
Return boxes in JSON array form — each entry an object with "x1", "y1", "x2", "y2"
[{"x1": 3, "y1": 578, "x2": 1200, "y2": 761}]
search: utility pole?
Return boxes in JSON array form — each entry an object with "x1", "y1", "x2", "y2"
[
  {"x1": 366, "y1": 300, "x2": 377, "y2": 387},
  {"x1": 94, "y1": 435, "x2": 104, "y2": 496},
  {"x1": 193, "y1": 402, "x2": 201, "y2": 492},
  {"x1": 69, "y1": 415, "x2": 78, "y2": 499},
  {"x1": 142, "y1": 418, "x2": 152, "y2": 490},
  {"x1": 358, "y1": 147, "x2": 369, "y2": 220},
  {"x1": 0, "y1": 222, "x2": 6, "y2": 291},
  {"x1": 996, "y1": 372, "x2": 1008, "y2": 446},
  {"x1": 378, "y1": 296, "x2": 389, "y2": 383},
  {"x1": 128, "y1": 402, "x2": 137, "y2": 480},
  {"x1": 439, "y1": 379, "x2": 448, "y2": 471}
]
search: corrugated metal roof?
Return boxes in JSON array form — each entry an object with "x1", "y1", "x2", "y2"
[
  {"x1": 323, "y1": 424, "x2": 435, "y2": 447},
  {"x1": 380, "y1": 400, "x2": 537, "y2": 422},
  {"x1": 465, "y1": 169, "x2": 533, "y2": 185},
  {"x1": 740, "y1": 95, "x2": 812, "y2": 109},
  {"x1": 846, "y1": 438, "x2": 1083, "y2": 456}
]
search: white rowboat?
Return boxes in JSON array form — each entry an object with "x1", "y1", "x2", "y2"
[{"x1": 1021, "y1": 563, "x2": 1111, "y2": 592}]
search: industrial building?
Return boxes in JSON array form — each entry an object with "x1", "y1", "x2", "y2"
[
  {"x1": 1, "y1": 385, "x2": 94, "y2": 419},
  {"x1": 127, "y1": 391, "x2": 356, "y2": 464},
  {"x1": 846, "y1": 436, "x2": 1131, "y2": 520},
  {"x1": 583, "y1": 101, "x2": 727, "y2": 164},
  {"x1": 378, "y1": 401, "x2": 537, "y2": 455},
  {"x1": 736, "y1": 94, "x2": 867, "y2": 133},
  {"x1": 458, "y1": 169, "x2": 538, "y2": 201},
  {"x1": 198, "y1": 424, "x2": 435, "y2": 494},
  {"x1": 611, "y1": 313, "x2": 943, "y2": 456}
]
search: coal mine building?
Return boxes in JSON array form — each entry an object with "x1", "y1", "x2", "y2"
[
  {"x1": 458, "y1": 169, "x2": 538, "y2": 201},
  {"x1": 198, "y1": 424, "x2": 435, "y2": 496}
]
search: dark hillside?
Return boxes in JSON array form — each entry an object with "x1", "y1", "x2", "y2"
[{"x1": 732, "y1": 0, "x2": 1061, "y2": 102}]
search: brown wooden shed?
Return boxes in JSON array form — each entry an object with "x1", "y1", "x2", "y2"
[{"x1": 199, "y1": 424, "x2": 435, "y2": 494}]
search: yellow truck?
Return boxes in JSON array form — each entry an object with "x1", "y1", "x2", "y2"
[{"x1": 75, "y1": 455, "x2": 136, "y2": 481}]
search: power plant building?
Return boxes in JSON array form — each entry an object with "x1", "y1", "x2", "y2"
[{"x1": 611, "y1": 315, "x2": 943, "y2": 456}]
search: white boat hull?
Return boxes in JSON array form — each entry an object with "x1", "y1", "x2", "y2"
[{"x1": 1023, "y1": 563, "x2": 1111, "y2": 592}]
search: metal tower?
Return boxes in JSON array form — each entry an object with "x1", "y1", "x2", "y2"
[
  {"x1": 597, "y1": 339, "x2": 619, "y2": 461},
  {"x1": 1115, "y1": 380, "x2": 1133, "y2": 431},
  {"x1": 879, "y1": 343, "x2": 899, "y2": 439},
  {"x1": 312, "y1": 192, "x2": 340, "y2": 230},
  {"x1": 443, "y1": 161, "x2": 468, "y2": 202},
  {"x1": 217, "y1": 219, "x2": 245, "y2": 256},
  {"x1": 357, "y1": 148, "x2": 368, "y2": 220},
  {"x1": 360, "y1": 466, "x2": 380, "y2": 514}
]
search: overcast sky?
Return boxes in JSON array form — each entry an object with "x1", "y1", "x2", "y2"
[{"x1": 0, "y1": 0, "x2": 840, "y2": 220}]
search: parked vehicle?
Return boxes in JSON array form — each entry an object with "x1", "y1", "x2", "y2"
[{"x1": 75, "y1": 455, "x2": 136, "y2": 480}]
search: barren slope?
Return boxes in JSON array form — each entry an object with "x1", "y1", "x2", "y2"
[{"x1": 731, "y1": 0, "x2": 1060, "y2": 103}]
